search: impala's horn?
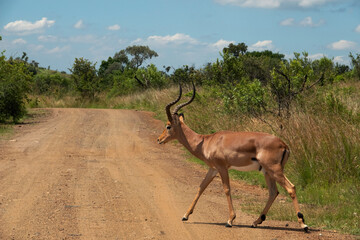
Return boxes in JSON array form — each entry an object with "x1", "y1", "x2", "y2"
[
  {"x1": 165, "y1": 83, "x2": 182, "y2": 122},
  {"x1": 173, "y1": 81, "x2": 196, "y2": 114}
]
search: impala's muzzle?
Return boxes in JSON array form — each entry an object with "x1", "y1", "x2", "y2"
[
  {"x1": 157, "y1": 138, "x2": 164, "y2": 144},
  {"x1": 157, "y1": 130, "x2": 168, "y2": 144}
]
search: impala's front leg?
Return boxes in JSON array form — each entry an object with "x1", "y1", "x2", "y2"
[
  {"x1": 218, "y1": 168, "x2": 236, "y2": 227},
  {"x1": 182, "y1": 168, "x2": 218, "y2": 221}
]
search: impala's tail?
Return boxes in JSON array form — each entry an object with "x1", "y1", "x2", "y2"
[{"x1": 280, "y1": 148, "x2": 290, "y2": 168}]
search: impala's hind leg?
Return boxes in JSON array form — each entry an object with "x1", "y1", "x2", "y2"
[
  {"x1": 252, "y1": 172, "x2": 278, "y2": 227},
  {"x1": 271, "y1": 170, "x2": 309, "y2": 232}
]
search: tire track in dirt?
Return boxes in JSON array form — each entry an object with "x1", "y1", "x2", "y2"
[{"x1": 0, "y1": 108, "x2": 356, "y2": 240}]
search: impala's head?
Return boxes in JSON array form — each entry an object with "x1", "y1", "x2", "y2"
[{"x1": 157, "y1": 82, "x2": 196, "y2": 145}]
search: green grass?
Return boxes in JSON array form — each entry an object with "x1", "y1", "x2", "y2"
[
  {"x1": 0, "y1": 124, "x2": 13, "y2": 137},
  {"x1": 186, "y1": 155, "x2": 207, "y2": 167},
  {"x1": 229, "y1": 170, "x2": 267, "y2": 188},
  {"x1": 0, "y1": 109, "x2": 49, "y2": 139}
]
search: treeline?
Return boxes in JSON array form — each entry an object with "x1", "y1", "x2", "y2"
[{"x1": 1, "y1": 36, "x2": 360, "y2": 123}]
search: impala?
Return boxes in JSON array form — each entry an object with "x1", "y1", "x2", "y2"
[{"x1": 157, "y1": 83, "x2": 309, "y2": 232}]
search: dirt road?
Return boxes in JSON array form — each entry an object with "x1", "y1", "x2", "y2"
[{"x1": 0, "y1": 108, "x2": 354, "y2": 239}]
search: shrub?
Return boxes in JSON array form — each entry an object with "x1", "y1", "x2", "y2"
[
  {"x1": 135, "y1": 64, "x2": 168, "y2": 88},
  {"x1": 33, "y1": 70, "x2": 71, "y2": 96},
  {"x1": 69, "y1": 58, "x2": 99, "y2": 99},
  {"x1": 0, "y1": 53, "x2": 32, "y2": 123},
  {"x1": 222, "y1": 78, "x2": 267, "y2": 115}
]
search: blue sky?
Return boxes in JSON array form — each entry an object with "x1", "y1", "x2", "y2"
[{"x1": 0, "y1": 0, "x2": 359, "y2": 72}]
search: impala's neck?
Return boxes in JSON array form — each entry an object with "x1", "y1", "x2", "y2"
[{"x1": 177, "y1": 122, "x2": 205, "y2": 159}]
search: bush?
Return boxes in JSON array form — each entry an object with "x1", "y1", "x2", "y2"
[
  {"x1": 135, "y1": 64, "x2": 168, "y2": 88},
  {"x1": 33, "y1": 70, "x2": 72, "y2": 96},
  {"x1": 107, "y1": 68, "x2": 138, "y2": 97},
  {"x1": 222, "y1": 78, "x2": 266, "y2": 115},
  {"x1": 0, "y1": 53, "x2": 32, "y2": 123},
  {"x1": 69, "y1": 58, "x2": 99, "y2": 99}
]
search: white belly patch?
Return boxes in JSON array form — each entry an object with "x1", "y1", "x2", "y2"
[{"x1": 229, "y1": 161, "x2": 260, "y2": 172}]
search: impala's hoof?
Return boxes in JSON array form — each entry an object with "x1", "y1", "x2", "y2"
[
  {"x1": 225, "y1": 223, "x2": 232, "y2": 228},
  {"x1": 182, "y1": 217, "x2": 188, "y2": 221},
  {"x1": 251, "y1": 224, "x2": 257, "y2": 228},
  {"x1": 225, "y1": 219, "x2": 233, "y2": 228},
  {"x1": 304, "y1": 225, "x2": 310, "y2": 233}
]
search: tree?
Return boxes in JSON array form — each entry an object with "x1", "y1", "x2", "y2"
[
  {"x1": 335, "y1": 63, "x2": 350, "y2": 75},
  {"x1": 270, "y1": 52, "x2": 323, "y2": 118},
  {"x1": 223, "y1": 43, "x2": 248, "y2": 57},
  {"x1": 21, "y1": 52, "x2": 29, "y2": 63},
  {"x1": 125, "y1": 45, "x2": 158, "y2": 69},
  {"x1": 69, "y1": 58, "x2": 99, "y2": 99},
  {"x1": 312, "y1": 56, "x2": 334, "y2": 84},
  {"x1": 349, "y1": 52, "x2": 360, "y2": 80},
  {"x1": 98, "y1": 46, "x2": 158, "y2": 81},
  {"x1": 99, "y1": 50, "x2": 130, "y2": 77}
]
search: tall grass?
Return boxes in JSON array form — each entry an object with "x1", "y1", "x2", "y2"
[{"x1": 28, "y1": 82, "x2": 360, "y2": 234}]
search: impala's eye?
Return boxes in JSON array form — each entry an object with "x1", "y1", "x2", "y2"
[{"x1": 166, "y1": 125, "x2": 171, "y2": 130}]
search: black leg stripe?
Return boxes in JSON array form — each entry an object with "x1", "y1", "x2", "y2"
[{"x1": 297, "y1": 212, "x2": 305, "y2": 223}]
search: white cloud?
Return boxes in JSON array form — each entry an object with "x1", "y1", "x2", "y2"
[
  {"x1": 215, "y1": 0, "x2": 280, "y2": 8},
  {"x1": 46, "y1": 46, "x2": 70, "y2": 54},
  {"x1": 328, "y1": 40, "x2": 357, "y2": 50},
  {"x1": 298, "y1": 0, "x2": 332, "y2": 8},
  {"x1": 137, "y1": 33, "x2": 200, "y2": 46},
  {"x1": 38, "y1": 35, "x2": 58, "y2": 42},
  {"x1": 333, "y1": 56, "x2": 346, "y2": 64},
  {"x1": 355, "y1": 24, "x2": 360, "y2": 33},
  {"x1": 300, "y1": 16, "x2": 324, "y2": 27},
  {"x1": 12, "y1": 38, "x2": 27, "y2": 44},
  {"x1": 149, "y1": 33, "x2": 199, "y2": 45},
  {"x1": 280, "y1": 16, "x2": 324, "y2": 27},
  {"x1": 300, "y1": 16, "x2": 314, "y2": 26},
  {"x1": 107, "y1": 24, "x2": 120, "y2": 31},
  {"x1": 133, "y1": 34, "x2": 234, "y2": 54},
  {"x1": 215, "y1": 0, "x2": 340, "y2": 8},
  {"x1": 29, "y1": 44, "x2": 44, "y2": 52},
  {"x1": 308, "y1": 53, "x2": 325, "y2": 60},
  {"x1": 129, "y1": 33, "x2": 239, "y2": 68},
  {"x1": 280, "y1": 18, "x2": 295, "y2": 26},
  {"x1": 74, "y1": 20, "x2": 85, "y2": 29},
  {"x1": 249, "y1": 40, "x2": 274, "y2": 51},
  {"x1": 3, "y1": 17, "x2": 55, "y2": 35},
  {"x1": 131, "y1": 38, "x2": 143, "y2": 45},
  {"x1": 211, "y1": 39, "x2": 235, "y2": 50}
]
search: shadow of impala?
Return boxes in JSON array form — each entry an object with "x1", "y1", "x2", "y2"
[{"x1": 183, "y1": 221, "x2": 317, "y2": 233}]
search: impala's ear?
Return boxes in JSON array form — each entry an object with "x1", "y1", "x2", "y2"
[{"x1": 178, "y1": 113, "x2": 185, "y2": 122}]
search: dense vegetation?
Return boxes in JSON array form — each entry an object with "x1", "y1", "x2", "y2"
[{"x1": 1, "y1": 36, "x2": 359, "y2": 234}]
